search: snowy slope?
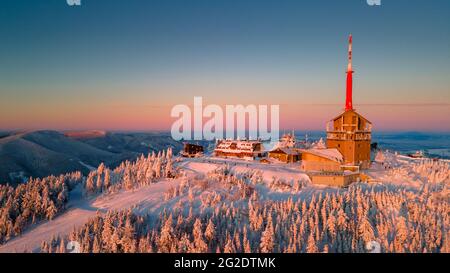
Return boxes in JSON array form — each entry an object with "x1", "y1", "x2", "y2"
[
  {"x1": 0, "y1": 157, "x2": 318, "y2": 253},
  {"x1": 1, "y1": 151, "x2": 448, "y2": 253},
  {"x1": 0, "y1": 179, "x2": 180, "y2": 253}
]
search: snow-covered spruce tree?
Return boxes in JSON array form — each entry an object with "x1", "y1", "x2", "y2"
[
  {"x1": 259, "y1": 214, "x2": 275, "y2": 253},
  {"x1": 79, "y1": 148, "x2": 175, "y2": 196},
  {"x1": 0, "y1": 173, "x2": 82, "y2": 244},
  {"x1": 39, "y1": 173, "x2": 449, "y2": 253},
  {"x1": 158, "y1": 215, "x2": 174, "y2": 253},
  {"x1": 192, "y1": 218, "x2": 208, "y2": 252},
  {"x1": 204, "y1": 218, "x2": 216, "y2": 247}
]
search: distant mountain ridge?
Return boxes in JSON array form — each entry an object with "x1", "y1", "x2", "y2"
[
  {"x1": 64, "y1": 130, "x2": 107, "y2": 139},
  {"x1": 0, "y1": 130, "x2": 182, "y2": 185}
]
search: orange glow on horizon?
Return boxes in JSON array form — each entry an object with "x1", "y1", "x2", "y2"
[{"x1": 1, "y1": 99, "x2": 449, "y2": 132}]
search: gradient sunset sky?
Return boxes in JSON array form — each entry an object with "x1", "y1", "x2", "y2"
[{"x1": 0, "y1": 0, "x2": 449, "y2": 131}]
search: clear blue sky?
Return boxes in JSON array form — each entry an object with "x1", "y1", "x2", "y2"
[{"x1": 0, "y1": 0, "x2": 449, "y2": 131}]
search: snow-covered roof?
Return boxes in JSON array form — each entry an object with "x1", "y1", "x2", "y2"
[
  {"x1": 300, "y1": 148, "x2": 343, "y2": 162},
  {"x1": 269, "y1": 147, "x2": 298, "y2": 155},
  {"x1": 312, "y1": 138, "x2": 326, "y2": 149},
  {"x1": 214, "y1": 139, "x2": 263, "y2": 153}
]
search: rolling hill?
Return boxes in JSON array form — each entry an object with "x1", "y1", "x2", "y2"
[{"x1": 0, "y1": 130, "x2": 182, "y2": 185}]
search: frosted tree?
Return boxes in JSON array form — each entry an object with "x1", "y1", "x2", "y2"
[
  {"x1": 193, "y1": 218, "x2": 208, "y2": 252},
  {"x1": 104, "y1": 169, "x2": 111, "y2": 191},
  {"x1": 260, "y1": 216, "x2": 275, "y2": 253},
  {"x1": 85, "y1": 173, "x2": 95, "y2": 194},
  {"x1": 166, "y1": 147, "x2": 173, "y2": 160},
  {"x1": 46, "y1": 202, "x2": 57, "y2": 220},
  {"x1": 121, "y1": 218, "x2": 137, "y2": 253},
  {"x1": 394, "y1": 217, "x2": 408, "y2": 253},
  {"x1": 138, "y1": 235, "x2": 152, "y2": 253},
  {"x1": 204, "y1": 219, "x2": 216, "y2": 243},
  {"x1": 58, "y1": 238, "x2": 66, "y2": 253},
  {"x1": 188, "y1": 187, "x2": 195, "y2": 203},
  {"x1": 178, "y1": 233, "x2": 193, "y2": 253},
  {"x1": 96, "y1": 163, "x2": 106, "y2": 192},
  {"x1": 123, "y1": 168, "x2": 134, "y2": 190},
  {"x1": 375, "y1": 150, "x2": 385, "y2": 164},
  {"x1": 165, "y1": 158, "x2": 173, "y2": 178},
  {"x1": 158, "y1": 216, "x2": 174, "y2": 253},
  {"x1": 96, "y1": 174, "x2": 103, "y2": 193},
  {"x1": 101, "y1": 214, "x2": 114, "y2": 252},
  {"x1": 153, "y1": 158, "x2": 162, "y2": 179},
  {"x1": 92, "y1": 237, "x2": 101, "y2": 253},
  {"x1": 358, "y1": 215, "x2": 374, "y2": 244},
  {"x1": 306, "y1": 232, "x2": 318, "y2": 253},
  {"x1": 223, "y1": 232, "x2": 235, "y2": 253},
  {"x1": 243, "y1": 228, "x2": 252, "y2": 253}
]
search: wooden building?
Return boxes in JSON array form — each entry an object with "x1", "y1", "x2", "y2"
[
  {"x1": 299, "y1": 148, "x2": 343, "y2": 172},
  {"x1": 214, "y1": 139, "x2": 264, "y2": 160},
  {"x1": 295, "y1": 35, "x2": 371, "y2": 188},
  {"x1": 181, "y1": 143, "x2": 204, "y2": 158},
  {"x1": 308, "y1": 171, "x2": 360, "y2": 187},
  {"x1": 326, "y1": 110, "x2": 372, "y2": 169},
  {"x1": 268, "y1": 147, "x2": 300, "y2": 163},
  {"x1": 325, "y1": 35, "x2": 372, "y2": 170}
]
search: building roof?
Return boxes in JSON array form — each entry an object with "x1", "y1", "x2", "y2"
[
  {"x1": 330, "y1": 109, "x2": 372, "y2": 124},
  {"x1": 300, "y1": 148, "x2": 344, "y2": 162},
  {"x1": 183, "y1": 142, "x2": 203, "y2": 147},
  {"x1": 214, "y1": 139, "x2": 263, "y2": 153},
  {"x1": 269, "y1": 147, "x2": 298, "y2": 155}
]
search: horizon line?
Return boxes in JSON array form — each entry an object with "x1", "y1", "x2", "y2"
[{"x1": 2, "y1": 129, "x2": 450, "y2": 134}]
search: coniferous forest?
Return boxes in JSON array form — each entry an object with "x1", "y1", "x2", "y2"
[{"x1": 1, "y1": 149, "x2": 448, "y2": 253}]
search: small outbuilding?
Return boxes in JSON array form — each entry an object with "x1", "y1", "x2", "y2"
[
  {"x1": 299, "y1": 148, "x2": 344, "y2": 172},
  {"x1": 181, "y1": 143, "x2": 204, "y2": 158},
  {"x1": 308, "y1": 171, "x2": 360, "y2": 187},
  {"x1": 214, "y1": 139, "x2": 264, "y2": 160},
  {"x1": 268, "y1": 147, "x2": 300, "y2": 163}
]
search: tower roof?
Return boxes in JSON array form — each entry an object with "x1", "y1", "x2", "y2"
[{"x1": 330, "y1": 109, "x2": 372, "y2": 124}]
